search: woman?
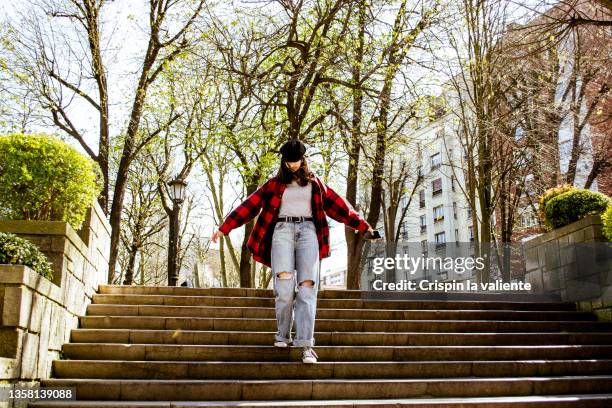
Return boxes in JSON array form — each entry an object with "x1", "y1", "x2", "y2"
[{"x1": 211, "y1": 138, "x2": 375, "y2": 364}]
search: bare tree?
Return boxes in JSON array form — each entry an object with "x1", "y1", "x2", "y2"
[
  {"x1": 107, "y1": 0, "x2": 206, "y2": 284},
  {"x1": 1, "y1": 0, "x2": 111, "y2": 211},
  {"x1": 119, "y1": 157, "x2": 166, "y2": 285}
]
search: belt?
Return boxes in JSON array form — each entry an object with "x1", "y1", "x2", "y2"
[{"x1": 277, "y1": 216, "x2": 313, "y2": 223}]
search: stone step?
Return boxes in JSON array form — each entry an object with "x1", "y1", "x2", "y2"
[
  {"x1": 92, "y1": 294, "x2": 577, "y2": 311},
  {"x1": 97, "y1": 285, "x2": 563, "y2": 301},
  {"x1": 70, "y1": 329, "x2": 612, "y2": 346},
  {"x1": 60, "y1": 344, "x2": 612, "y2": 362},
  {"x1": 52, "y1": 359, "x2": 612, "y2": 380},
  {"x1": 78, "y1": 316, "x2": 612, "y2": 332},
  {"x1": 85, "y1": 304, "x2": 593, "y2": 321},
  {"x1": 24, "y1": 393, "x2": 612, "y2": 408},
  {"x1": 39, "y1": 376, "x2": 612, "y2": 400}
]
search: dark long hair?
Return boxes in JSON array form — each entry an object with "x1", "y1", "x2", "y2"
[{"x1": 275, "y1": 156, "x2": 315, "y2": 186}]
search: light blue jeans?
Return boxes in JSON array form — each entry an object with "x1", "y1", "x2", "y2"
[{"x1": 271, "y1": 219, "x2": 320, "y2": 347}]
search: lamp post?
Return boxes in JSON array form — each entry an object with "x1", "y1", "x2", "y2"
[{"x1": 167, "y1": 177, "x2": 187, "y2": 286}]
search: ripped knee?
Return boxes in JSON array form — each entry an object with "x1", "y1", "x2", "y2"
[
  {"x1": 277, "y1": 271, "x2": 293, "y2": 279},
  {"x1": 299, "y1": 279, "x2": 315, "y2": 287}
]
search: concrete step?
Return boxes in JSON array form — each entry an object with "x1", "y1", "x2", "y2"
[
  {"x1": 92, "y1": 294, "x2": 577, "y2": 311},
  {"x1": 39, "y1": 376, "x2": 612, "y2": 400},
  {"x1": 52, "y1": 359, "x2": 612, "y2": 380},
  {"x1": 70, "y1": 329, "x2": 612, "y2": 346},
  {"x1": 30, "y1": 283, "x2": 612, "y2": 406},
  {"x1": 60, "y1": 344, "x2": 612, "y2": 362},
  {"x1": 85, "y1": 304, "x2": 594, "y2": 321},
  {"x1": 78, "y1": 316, "x2": 612, "y2": 332},
  {"x1": 25, "y1": 393, "x2": 612, "y2": 408},
  {"x1": 97, "y1": 285, "x2": 563, "y2": 301}
]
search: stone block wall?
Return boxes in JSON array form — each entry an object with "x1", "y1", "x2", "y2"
[
  {"x1": 523, "y1": 214, "x2": 612, "y2": 320},
  {"x1": 0, "y1": 201, "x2": 111, "y2": 396}
]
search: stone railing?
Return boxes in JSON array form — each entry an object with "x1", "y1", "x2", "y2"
[
  {"x1": 0, "y1": 201, "x2": 110, "y2": 390},
  {"x1": 523, "y1": 214, "x2": 611, "y2": 320}
]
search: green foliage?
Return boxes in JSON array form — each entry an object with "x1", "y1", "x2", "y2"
[
  {"x1": 0, "y1": 232, "x2": 53, "y2": 280},
  {"x1": 538, "y1": 184, "x2": 577, "y2": 228},
  {"x1": 543, "y1": 189, "x2": 610, "y2": 230},
  {"x1": 0, "y1": 133, "x2": 102, "y2": 230},
  {"x1": 601, "y1": 204, "x2": 612, "y2": 242}
]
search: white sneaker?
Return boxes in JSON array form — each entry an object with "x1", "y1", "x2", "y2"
[
  {"x1": 302, "y1": 347, "x2": 318, "y2": 364},
  {"x1": 274, "y1": 341, "x2": 288, "y2": 348}
]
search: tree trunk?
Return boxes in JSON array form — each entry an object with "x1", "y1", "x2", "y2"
[{"x1": 123, "y1": 245, "x2": 138, "y2": 285}]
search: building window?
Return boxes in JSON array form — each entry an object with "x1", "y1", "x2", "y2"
[
  {"x1": 419, "y1": 190, "x2": 425, "y2": 208},
  {"x1": 435, "y1": 231, "x2": 446, "y2": 248},
  {"x1": 515, "y1": 126, "x2": 524, "y2": 141},
  {"x1": 420, "y1": 215, "x2": 427, "y2": 234},
  {"x1": 434, "y1": 205, "x2": 444, "y2": 222},
  {"x1": 453, "y1": 202, "x2": 457, "y2": 219},
  {"x1": 451, "y1": 175, "x2": 456, "y2": 191},
  {"x1": 455, "y1": 229, "x2": 459, "y2": 245},
  {"x1": 432, "y1": 178, "x2": 442, "y2": 196},
  {"x1": 421, "y1": 239, "x2": 428, "y2": 255},
  {"x1": 524, "y1": 173, "x2": 536, "y2": 196},
  {"x1": 417, "y1": 165, "x2": 423, "y2": 177},
  {"x1": 400, "y1": 222, "x2": 409, "y2": 240},
  {"x1": 431, "y1": 152, "x2": 441, "y2": 170},
  {"x1": 468, "y1": 226, "x2": 474, "y2": 241},
  {"x1": 467, "y1": 207, "x2": 472, "y2": 219},
  {"x1": 520, "y1": 208, "x2": 538, "y2": 228}
]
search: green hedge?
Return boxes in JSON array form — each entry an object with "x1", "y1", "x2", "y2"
[
  {"x1": 538, "y1": 184, "x2": 576, "y2": 228},
  {"x1": 0, "y1": 133, "x2": 102, "y2": 230},
  {"x1": 602, "y1": 204, "x2": 612, "y2": 242},
  {"x1": 0, "y1": 232, "x2": 53, "y2": 280},
  {"x1": 543, "y1": 189, "x2": 610, "y2": 230}
]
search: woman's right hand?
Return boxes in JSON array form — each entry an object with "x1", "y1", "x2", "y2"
[{"x1": 211, "y1": 229, "x2": 225, "y2": 244}]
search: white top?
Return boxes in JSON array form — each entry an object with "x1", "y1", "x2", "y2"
[{"x1": 278, "y1": 179, "x2": 313, "y2": 217}]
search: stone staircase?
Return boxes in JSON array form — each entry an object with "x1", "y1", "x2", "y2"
[{"x1": 29, "y1": 285, "x2": 612, "y2": 407}]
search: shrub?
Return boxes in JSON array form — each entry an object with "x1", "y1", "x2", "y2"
[
  {"x1": 538, "y1": 184, "x2": 576, "y2": 228},
  {"x1": 0, "y1": 232, "x2": 54, "y2": 280},
  {"x1": 0, "y1": 133, "x2": 102, "y2": 230},
  {"x1": 602, "y1": 204, "x2": 612, "y2": 242},
  {"x1": 543, "y1": 189, "x2": 610, "y2": 230}
]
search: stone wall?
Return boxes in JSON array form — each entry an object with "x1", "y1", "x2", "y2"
[
  {"x1": 0, "y1": 202, "x2": 110, "y2": 398},
  {"x1": 523, "y1": 214, "x2": 612, "y2": 319}
]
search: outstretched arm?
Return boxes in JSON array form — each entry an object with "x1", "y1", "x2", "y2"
[
  {"x1": 322, "y1": 183, "x2": 372, "y2": 234},
  {"x1": 218, "y1": 179, "x2": 271, "y2": 235}
]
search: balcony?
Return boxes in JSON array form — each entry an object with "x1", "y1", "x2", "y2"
[
  {"x1": 434, "y1": 216, "x2": 444, "y2": 223},
  {"x1": 432, "y1": 188, "x2": 442, "y2": 196}
]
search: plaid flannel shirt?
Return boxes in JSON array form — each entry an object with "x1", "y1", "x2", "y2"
[{"x1": 218, "y1": 171, "x2": 372, "y2": 268}]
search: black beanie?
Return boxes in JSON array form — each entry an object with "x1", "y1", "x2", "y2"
[{"x1": 279, "y1": 138, "x2": 306, "y2": 162}]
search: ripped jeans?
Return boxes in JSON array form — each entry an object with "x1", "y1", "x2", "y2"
[{"x1": 271, "y1": 219, "x2": 320, "y2": 347}]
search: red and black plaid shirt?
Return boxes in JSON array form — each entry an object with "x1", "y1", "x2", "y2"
[{"x1": 218, "y1": 171, "x2": 372, "y2": 268}]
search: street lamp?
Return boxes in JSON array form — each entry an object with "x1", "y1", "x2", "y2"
[{"x1": 167, "y1": 177, "x2": 187, "y2": 286}]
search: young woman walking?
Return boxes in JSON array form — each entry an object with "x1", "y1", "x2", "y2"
[{"x1": 211, "y1": 139, "x2": 376, "y2": 364}]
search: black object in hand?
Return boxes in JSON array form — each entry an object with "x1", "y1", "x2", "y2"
[{"x1": 363, "y1": 229, "x2": 382, "y2": 240}]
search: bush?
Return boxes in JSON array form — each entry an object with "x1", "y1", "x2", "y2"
[
  {"x1": 543, "y1": 189, "x2": 610, "y2": 229},
  {"x1": 602, "y1": 204, "x2": 612, "y2": 242},
  {"x1": 0, "y1": 232, "x2": 54, "y2": 280},
  {"x1": 538, "y1": 184, "x2": 576, "y2": 228},
  {"x1": 0, "y1": 133, "x2": 102, "y2": 230}
]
